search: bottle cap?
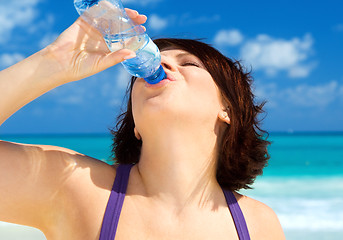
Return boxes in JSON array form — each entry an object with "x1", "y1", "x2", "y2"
[{"x1": 144, "y1": 65, "x2": 167, "y2": 84}]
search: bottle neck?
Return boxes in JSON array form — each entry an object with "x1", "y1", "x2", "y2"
[{"x1": 144, "y1": 65, "x2": 167, "y2": 84}]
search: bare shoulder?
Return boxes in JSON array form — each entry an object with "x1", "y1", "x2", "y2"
[
  {"x1": 31, "y1": 143, "x2": 118, "y2": 194},
  {"x1": 0, "y1": 140, "x2": 117, "y2": 236},
  {"x1": 1, "y1": 140, "x2": 116, "y2": 183},
  {"x1": 234, "y1": 192, "x2": 286, "y2": 240}
]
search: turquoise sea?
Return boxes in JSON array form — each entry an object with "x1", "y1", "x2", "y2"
[{"x1": 1, "y1": 133, "x2": 343, "y2": 240}]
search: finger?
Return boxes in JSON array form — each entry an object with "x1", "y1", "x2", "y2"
[
  {"x1": 135, "y1": 15, "x2": 147, "y2": 25},
  {"x1": 103, "y1": 49, "x2": 136, "y2": 68},
  {"x1": 125, "y1": 8, "x2": 147, "y2": 25},
  {"x1": 125, "y1": 8, "x2": 138, "y2": 18}
]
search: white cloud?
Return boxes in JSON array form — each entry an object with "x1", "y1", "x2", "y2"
[
  {"x1": 58, "y1": 95, "x2": 84, "y2": 105},
  {"x1": 100, "y1": 67, "x2": 130, "y2": 91},
  {"x1": 288, "y1": 62, "x2": 318, "y2": 78},
  {"x1": 253, "y1": 82, "x2": 279, "y2": 108},
  {"x1": 146, "y1": 13, "x2": 220, "y2": 31},
  {"x1": 255, "y1": 81, "x2": 342, "y2": 108},
  {"x1": 240, "y1": 33, "x2": 315, "y2": 78},
  {"x1": 0, "y1": 53, "x2": 25, "y2": 68},
  {"x1": 148, "y1": 14, "x2": 168, "y2": 31},
  {"x1": 333, "y1": 23, "x2": 343, "y2": 32},
  {"x1": 45, "y1": 65, "x2": 131, "y2": 109},
  {"x1": 28, "y1": 13, "x2": 55, "y2": 35},
  {"x1": 0, "y1": 0, "x2": 41, "y2": 43},
  {"x1": 284, "y1": 81, "x2": 339, "y2": 107},
  {"x1": 52, "y1": 82, "x2": 86, "y2": 105},
  {"x1": 115, "y1": 67, "x2": 131, "y2": 89},
  {"x1": 214, "y1": 29, "x2": 244, "y2": 46},
  {"x1": 95, "y1": 66, "x2": 131, "y2": 107}
]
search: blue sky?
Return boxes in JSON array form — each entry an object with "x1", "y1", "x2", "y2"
[{"x1": 1, "y1": 0, "x2": 343, "y2": 134}]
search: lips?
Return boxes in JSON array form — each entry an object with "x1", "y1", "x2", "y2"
[
  {"x1": 144, "y1": 72, "x2": 176, "y2": 88},
  {"x1": 165, "y1": 73, "x2": 177, "y2": 82}
]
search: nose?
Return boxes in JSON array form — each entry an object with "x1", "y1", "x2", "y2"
[{"x1": 161, "y1": 57, "x2": 177, "y2": 72}]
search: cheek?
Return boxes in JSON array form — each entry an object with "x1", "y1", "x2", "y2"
[{"x1": 186, "y1": 72, "x2": 223, "y2": 111}]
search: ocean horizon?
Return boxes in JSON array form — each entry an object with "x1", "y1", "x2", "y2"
[{"x1": 1, "y1": 132, "x2": 342, "y2": 239}]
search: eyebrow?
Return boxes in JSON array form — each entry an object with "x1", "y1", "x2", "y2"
[
  {"x1": 161, "y1": 51, "x2": 193, "y2": 58},
  {"x1": 175, "y1": 52, "x2": 193, "y2": 58}
]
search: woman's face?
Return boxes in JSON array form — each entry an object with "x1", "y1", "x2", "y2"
[{"x1": 131, "y1": 49, "x2": 225, "y2": 134}]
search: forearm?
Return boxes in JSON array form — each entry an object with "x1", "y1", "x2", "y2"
[
  {"x1": 0, "y1": 10, "x2": 147, "y2": 127},
  {"x1": 0, "y1": 47, "x2": 66, "y2": 125}
]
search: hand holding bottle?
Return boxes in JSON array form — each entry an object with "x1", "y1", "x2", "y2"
[
  {"x1": 74, "y1": 0, "x2": 166, "y2": 84},
  {"x1": 0, "y1": 9, "x2": 146, "y2": 125},
  {"x1": 45, "y1": 8, "x2": 147, "y2": 84}
]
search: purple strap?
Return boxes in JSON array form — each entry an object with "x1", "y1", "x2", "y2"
[
  {"x1": 99, "y1": 164, "x2": 133, "y2": 240},
  {"x1": 223, "y1": 190, "x2": 251, "y2": 240},
  {"x1": 99, "y1": 164, "x2": 250, "y2": 240}
]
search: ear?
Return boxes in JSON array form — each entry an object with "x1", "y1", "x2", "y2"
[
  {"x1": 218, "y1": 110, "x2": 231, "y2": 125},
  {"x1": 134, "y1": 127, "x2": 141, "y2": 140}
]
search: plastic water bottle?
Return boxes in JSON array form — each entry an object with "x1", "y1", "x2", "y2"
[{"x1": 74, "y1": 0, "x2": 166, "y2": 84}]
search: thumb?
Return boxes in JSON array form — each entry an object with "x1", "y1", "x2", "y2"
[{"x1": 102, "y1": 49, "x2": 137, "y2": 68}]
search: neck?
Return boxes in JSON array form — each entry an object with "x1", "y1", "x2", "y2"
[{"x1": 134, "y1": 125, "x2": 223, "y2": 211}]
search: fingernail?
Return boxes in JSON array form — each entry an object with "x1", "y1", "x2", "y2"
[{"x1": 124, "y1": 52, "x2": 136, "y2": 60}]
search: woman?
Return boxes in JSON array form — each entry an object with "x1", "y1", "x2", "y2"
[{"x1": 0, "y1": 9, "x2": 285, "y2": 240}]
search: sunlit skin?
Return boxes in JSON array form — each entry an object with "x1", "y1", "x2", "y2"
[
  {"x1": 0, "y1": 9, "x2": 285, "y2": 240},
  {"x1": 131, "y1": 49, "x2": 230, "y2": 207}
]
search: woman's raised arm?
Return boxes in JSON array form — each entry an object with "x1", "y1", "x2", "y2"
[
  {"x1": 0, "y1": 9, "x2": 146, "y2": 125},
  {"x1": 0, "y1": 9, "x2": 146, "y2": 231}
]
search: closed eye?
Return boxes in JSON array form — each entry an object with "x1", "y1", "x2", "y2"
[{"x1": 181, "y1": 62, "x2": 202, "y2": 68}]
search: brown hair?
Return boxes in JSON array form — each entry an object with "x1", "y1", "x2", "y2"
[{"x1": 111, "y1": 38, "x2": 270, "y2": 191}]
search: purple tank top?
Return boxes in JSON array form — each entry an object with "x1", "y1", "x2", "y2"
[{"x1": 99, "y1": 164, "x2": 250, "y2": 240}]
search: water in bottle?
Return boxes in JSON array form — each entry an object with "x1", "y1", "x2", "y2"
[{"x1": 74, "y1": 0, "x2": 166, "y2": 84}]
